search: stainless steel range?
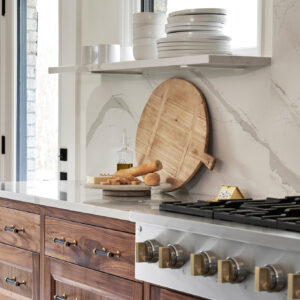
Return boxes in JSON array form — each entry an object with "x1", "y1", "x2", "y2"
[{"x1": 131, "y1": 196, "x2": 300, "y2": 300}]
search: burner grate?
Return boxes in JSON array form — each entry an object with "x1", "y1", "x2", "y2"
[{"x1": 159, "y1": 196, "x2": 300, "y2": 233}]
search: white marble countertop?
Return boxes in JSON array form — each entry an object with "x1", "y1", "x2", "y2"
[
  {"x1": 0, "y1": 180, "x2": 186, "y2": 220},
  {"x1": 0, "y1": 181, "x2": 299, "y2": 251}
]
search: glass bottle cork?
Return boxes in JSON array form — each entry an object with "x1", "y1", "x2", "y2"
[{"x1": 117, "y1": 130, "x2": 133, "y2": 171}]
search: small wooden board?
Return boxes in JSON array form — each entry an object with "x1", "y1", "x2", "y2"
[
  {"x1": 136, "y1": 78, "x2": 215, "y2": 191},
  {"x1": 84, "y1": 183, "x2": 172, "y2": 197}
]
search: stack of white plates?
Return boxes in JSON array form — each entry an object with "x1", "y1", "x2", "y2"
[
  {"x1": 133, "y1": 13, "x2": 166, "y2": 60},
  {"x1": 157, "y1": 8, "x2": 231, "y2": 58}
]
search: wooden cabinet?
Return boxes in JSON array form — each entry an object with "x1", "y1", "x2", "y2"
[
  {"x1": 45, "y1": 216, "x2": 135, "y2": 280},
  {"x1": 150, "y1": 286, "x2": 208, "y2": 300},
  {"x1": 0, "y1": 243, "x2": 40, "y2": 300},
  {"x1": 45, "y1": 257, "x2": 143, "y2": 300},
  {"x1": 0, "y1": 207, "x2": 40, "y2": 252},
  {"x1": 0, "y1": 199, "x2": 209, "y2": 300}
]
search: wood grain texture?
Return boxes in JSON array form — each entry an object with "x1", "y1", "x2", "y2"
[
  {"x1": 0, "y1": 207, "x2": 40, "y2": 252},
  {"x1": 136, "y1": 78, "x2": 215, "y2": 191},
  {"x1": 150, "y1": 286, "x2": 208, "y2": 300},
  {"x1": 45, "y1": 217, "x2": 135, "y2": 280},
  {"x1": 0, "y1": 243, "x2": 40, "y2": 300},
  {"x1": 43, "y1": 205, "x2": 135, "y2": 234},
  {"x1": 44, "y1": 257, "x2": 143, "y2": 300},
  {"x1": 0, "y1": 197, "x2": 135, "y2": 234}
]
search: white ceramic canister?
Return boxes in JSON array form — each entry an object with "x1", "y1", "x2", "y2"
[
  {"x1": 98, "y1": 44, "x2": 120, "y2": 64},
  {"x1": 81, "y1": 45, "x2": 99, "y2": 65}
]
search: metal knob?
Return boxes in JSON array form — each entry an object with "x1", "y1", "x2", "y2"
[
  {"x1": 288, "y1": 273, "x2": 300, "y2": 300},
  {"x1": 159, "y1": 244, "x2": 187, "y2": 269},
  {"x1": 218, "y1": 257, "x2": 247, "y2": 283},
  {"x1": 136, "y1": 240, "x2": 161, "y2": 263},
  {"x1": 191, "y1": 251, "x2": 217, "y2": 276},
  {"x1": 255, "y1": 264, "x2": 286, "y2": 292}
]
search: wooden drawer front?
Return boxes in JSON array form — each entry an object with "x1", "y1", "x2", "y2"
[
  {"x1": 45, "y1": 258, "x2": 143, "y2": 300},
  {"x1": 0, "y1": 243, "x2": 39, "y2": 300},
  {"x1": 45, "y1": 217, "x2": 135, "y2": 280},
  {"x1": 151, "y1": 286, "x2": 208, "y2": 300},
  {"x1": 0, "y1": 207, "x2": 40, "y2": 252}
]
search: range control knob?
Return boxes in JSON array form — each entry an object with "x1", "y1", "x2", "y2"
[
  {"x1": 255, "y1": 264, "x2": 286, "y2": 292},
  {"x1": 288, "y1": 273, "x2": 300, "y2": 300},
  {"x1": 191, "y1": 251, "x2": 218, "y2": 276},
  {"x1": 136, "y1": 240, "x2": 161, "y2": 263},
  {"x1": 218, "y1": 257, "x2": 247, "y2": 283},
  {"x1": 159, "y1": 244, "x2": 187, "y2": 269}
]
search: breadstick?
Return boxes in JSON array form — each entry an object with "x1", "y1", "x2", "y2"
[{"x1": 114, "y1": 160, "x2": 163, "y2": 177}]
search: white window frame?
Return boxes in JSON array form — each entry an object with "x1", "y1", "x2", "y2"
[
  {"x1": 58, "y1": 0, "x2": 82, "y2": 181},
  {"x1": 143, "y1": 0, "x2": 272, "y2": 57},
  {"x1": 0, "y1": 0, "x2": 17, "y2": 181},
  {"x1": 0, "y1": 0, "x2": 82, "y2": 182}
]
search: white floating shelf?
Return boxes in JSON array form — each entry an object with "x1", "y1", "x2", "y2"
[{"x1": 48, "y1": 55, "x2": 271, "y2": 75}]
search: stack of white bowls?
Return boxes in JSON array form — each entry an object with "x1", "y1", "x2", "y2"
[
  {"x1": 157, "y1": 8, "x2": 231, "y2": 58},
  {"x1": 133, "y1": 12, "x2": 166, "y2": 60}
]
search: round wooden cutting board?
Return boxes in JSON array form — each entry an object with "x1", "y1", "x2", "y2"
[{"x1": 136, "y1": 78, "x2": 216, "y2": 191}]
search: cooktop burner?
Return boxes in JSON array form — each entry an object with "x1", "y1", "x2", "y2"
[{"x1": 159, "y1": 196, "x2": 300, "y2": 233}]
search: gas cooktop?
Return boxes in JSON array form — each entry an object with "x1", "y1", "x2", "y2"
[{"x1": 159, "y1": 196, "x2": 300, "y2": 233}]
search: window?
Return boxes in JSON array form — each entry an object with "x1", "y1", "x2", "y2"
[
  {"x1": 17, "y1": 0, "x2": 59, "y2": 181},
  {"x1": 143, "y1": 0, "x2": 262, "y2": 55}
]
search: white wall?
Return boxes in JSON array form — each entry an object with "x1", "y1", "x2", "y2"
[
  {"x1": 81, "y1": 0, "x2": 122, "y2": 46},
  {"x1": 81, "y1": 0, "x2": 300, "y2": 199}
]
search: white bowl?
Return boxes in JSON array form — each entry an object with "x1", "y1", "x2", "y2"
[
  {"x1": 133, "y1": 12, "x2": 166, "y2": 25},
  {"x1": 133, "y1": 45, "x2": 157, "y2": 60},
  {"x1": 167, "y1": 31, "x2": 231, "y2": 40},
  {"x1": 133, "y1": 38, "x2": 157, "y2": 47},
  {"x1": 158, "y1": 49, "x2": 231, "y2": 58},
  {"x1": 157, "y1": 44, "x2": 231, "y2": 51},
  {"x1": 133, "y1": 24, "x2": 165, "y2": 39}
]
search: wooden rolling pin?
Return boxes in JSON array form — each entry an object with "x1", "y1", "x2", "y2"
[{"x1": 115, "y1": 160, "x2": 163, "y2": 177}]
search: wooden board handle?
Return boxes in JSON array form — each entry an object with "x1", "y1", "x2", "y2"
[{"x1": 201, "y1": 153, "x2": 216, "y2": 170}]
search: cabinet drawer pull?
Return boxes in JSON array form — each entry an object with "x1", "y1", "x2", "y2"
[
  {"x1": 5, "y1": 277, "x2": 26, "y2": 286},
  {"x1": 3, "y1": 225, "x2": 25, "y2": 233},
  {"x1": 53, "y1": 237, "x2": 77, "y2": 247},
  {"x1": 93, "y1": 247, "x2": 121, "y2": 258},
  {"x1": 53, "y1": 294, "x2": 67, "y2": 300}
]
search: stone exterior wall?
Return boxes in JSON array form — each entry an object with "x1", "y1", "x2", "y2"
[{"x1": 27, "y1": 0, "x2": 38, "y2": 180}]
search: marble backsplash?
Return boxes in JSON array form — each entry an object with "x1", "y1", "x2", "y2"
[{"x1": 84, "y1": 0, "x2": 300, "y2": 199}]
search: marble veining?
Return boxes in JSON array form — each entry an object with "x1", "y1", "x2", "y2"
[
  {"x1": 86, "y1": 94, "x2": 138, "y2": 146},
  {"x1": 84, "y1": 0, "x2": 300, "y2": 198}
]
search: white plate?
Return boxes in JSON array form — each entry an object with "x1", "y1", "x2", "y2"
[
  {"x1": 167, "y1": 31, "x2": 231, "y2": 40},
  {"x1": 84, "y1": 182, "x2": 172, "y2": 191},
  {"x1": 166, "y1": 25, "x2": 224, "y2": 34},
  {"x1": 158, "y1": 35, "x2": 231, "y2": 44},
  {"x1": 157, "y1": 40, "x2": 230, "y2": 46},
  {"x1": 157, "y1": 44, "x2": 231, "y2": 51},
  {"x1": 166, "y1": 22, "x2": 225, "y2": 28},
  {"x1": 168, "y1": 14, "x2": 226, "y2": 24},
  {"x1": 169, "y1": 8, "x2": 227, "y2": 17},
  {"x1": 158, "y1": 49, "x2": 232, "y2": 58}
]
